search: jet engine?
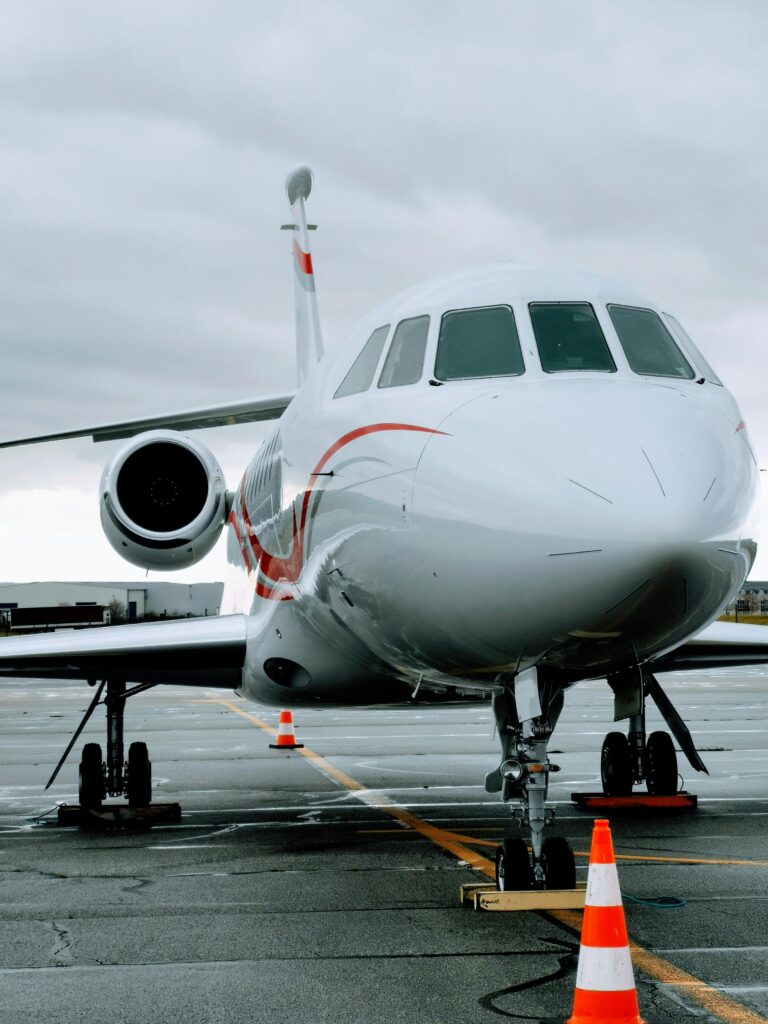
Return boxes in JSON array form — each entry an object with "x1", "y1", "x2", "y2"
[{"x1": 100, "y1": 430, "x2": 228, "y2": 570}]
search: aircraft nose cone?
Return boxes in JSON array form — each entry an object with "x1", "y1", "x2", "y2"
[{"x1": 411, "y1": 380, "x2": 757, "y2": 670}]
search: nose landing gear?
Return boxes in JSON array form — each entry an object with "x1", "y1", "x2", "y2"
[{"x1": 488, "y1": 668, "x2": 576, "y2": 891}]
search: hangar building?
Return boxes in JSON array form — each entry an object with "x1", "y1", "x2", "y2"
[
  {"x1": 732, "y1": 581, "x2": 768, "y2": 616},
  {"x1": 0, "y1": 581, "x2": 223, "y2": 632}
]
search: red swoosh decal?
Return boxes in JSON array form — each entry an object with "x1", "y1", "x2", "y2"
[{"x1": 230, "y1": 422, "x2": 444, "y2": 600}]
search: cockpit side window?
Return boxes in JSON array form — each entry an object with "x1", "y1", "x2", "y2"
[
  {"x1": 608, "y1": 305, "x2": 695, "y2": 380},
  {"x1": 434, "y1": 305, "x2": 525, "y2": 381},
  {"x1": 530, "y1": 302, "x2": 616, "y2": 373},
  {"x1": 378, "y1": 315, "x2": 430, "y2": 388},
  {"x1": 663, "y1": 313, "x2": 723, "y2": 386},
  {"x1": 334, "y1": 325, "x2": 390, "y2": 398}
]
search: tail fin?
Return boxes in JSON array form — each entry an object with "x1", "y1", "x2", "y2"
[{"x1": 284, "y1": 165, "x2": 324, "y2": 386}]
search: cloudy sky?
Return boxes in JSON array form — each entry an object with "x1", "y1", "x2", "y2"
[{"x1": 0, "y1": 1, "x2": 767, "y2": 583}]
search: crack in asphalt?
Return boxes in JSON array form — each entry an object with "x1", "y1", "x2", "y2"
[{"x1": 50, "y1": 921, "x2": 73, "y2": 966}]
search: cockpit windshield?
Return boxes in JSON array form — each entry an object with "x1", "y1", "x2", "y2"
[
  {"x1": 434, "y1": 305, "x2": 525, "y2": 381},
  {"x1": 378, "y1": 316, "x2": 430, "y2": 388},
  {"x1": 335, "y1": 324, "x2": 390, "y2": 398},
  {"x1": 608, "y1": 305, "x2": 694, "y2": 380},
  {"x1": 663, "y1": 313, "x2": 723, "y2": 386},
  {"x1": 530, "y1": 302, "x2": 616, "y2": 373}
]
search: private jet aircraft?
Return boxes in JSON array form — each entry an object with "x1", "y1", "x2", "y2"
[{"x1": 1, "y1": 166, "x2": 767, "y2": 890}]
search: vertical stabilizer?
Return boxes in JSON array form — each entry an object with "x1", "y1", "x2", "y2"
[{"x1": 285, "y1": 165, "x2": 324, "y2": 386}]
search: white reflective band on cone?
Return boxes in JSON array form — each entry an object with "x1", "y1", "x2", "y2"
[
  {"x1": 575, "y1": 945, "x2": 636, "y2": 991},
  {"x1": 585, "y1": 863, "x2": 623, "y2": 907}
]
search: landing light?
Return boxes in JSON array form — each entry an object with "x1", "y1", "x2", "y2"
[{"x1": 500, "y1": 759, "x2": 524, "y2": 782}]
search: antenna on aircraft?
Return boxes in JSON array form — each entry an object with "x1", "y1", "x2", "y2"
[{"x1": 284, "y1": 165, "x2": 324, "y2": 386}]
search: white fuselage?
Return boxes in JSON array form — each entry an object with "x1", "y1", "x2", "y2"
[{"x1": 222, "y1": 264, "x2": 759, "y2": 706}]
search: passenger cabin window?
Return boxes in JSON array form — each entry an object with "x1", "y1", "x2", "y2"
[
  {"x1": 608, "y1": 305, "x2": 694, "y2": 380},
  {"x1": 334, "y1": 325, "x2": 390, "y2": 398},
  {"x1": 530, "y1": 302, "x2": 616, "y2": 373},
  {"x1": 434, "y1": 305, "x2": 525, "y2": 381},
  {"x1": 663, "y1": 313, "x2": 723, "y2": 386},
  {"x1": 378, "y1": 315, "x2": 430, "y2": 388}
]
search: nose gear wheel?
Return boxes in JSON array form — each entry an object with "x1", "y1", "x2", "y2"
[
  {"x1": 541, "y1": 836, "x2": 576, "y2": 890},
  {"x1": 495, "y1": 837, "x2": 533, "y2": 891}
]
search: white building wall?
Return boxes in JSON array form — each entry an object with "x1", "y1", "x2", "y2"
[
  {"x1": 0, "y1": 583, "x2": 130, "y2": 609},
  {"x1": 0, "y1": 582, "x2": 222, "y2": 620},
  {"x1": 143, "y1": 583, "x2": 222, "y2": 618}
]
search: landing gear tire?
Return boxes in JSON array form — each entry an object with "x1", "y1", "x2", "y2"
[
  {"x1": 541, "y1": 836, "x2": 576, "y2": 890},
  {"x1": 127, "y1": 741, "x2": 152, "y2": 808},
  {"x1": 495, "y1": 837, "x2": 533, "y2": 891},
  {"x1": 601, "y1": 732, "x2": 633, "y2": 795},
  {"x1": 79, "y1": 742, "x2": 104, "y2": 810},
  {"x1": 645, "y1": 731, "x2": 677, "y2": 795}
]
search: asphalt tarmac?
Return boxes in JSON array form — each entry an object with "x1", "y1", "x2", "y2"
[{"x1": 1, "y1": 669, "x2": 767, "y2": 1023}]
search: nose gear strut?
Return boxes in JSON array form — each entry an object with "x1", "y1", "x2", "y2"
[{"x1": 487, "y1": 667, "x2": 575, "y2": 890}]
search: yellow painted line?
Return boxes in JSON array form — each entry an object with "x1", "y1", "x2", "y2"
[
  {"x1": 357, "y1": 828, "x2": 499, "y2": 848},
  {"x1": 547, "y1": 909, "x2": 768, "y2": 1024},
  {"x1": 576, "y1": 851, "x2": 768, "y2": 868},
  {"x1": 209, "y1": 696, "x2": 768, "y2": 1024},
  {"x1": 359, "y1": 830, "x2": 768, "y2": 868},
  {"x1": 209, "y1": 699, "x2": 495, "y2": 873}
]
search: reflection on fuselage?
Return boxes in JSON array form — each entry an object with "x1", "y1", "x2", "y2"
[{"x1": 223, "y1": 264, "x2": 758, "y2": 705}]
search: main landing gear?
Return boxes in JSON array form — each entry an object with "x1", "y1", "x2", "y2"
[
  {"x1": 599, "y1": 668, "x2": 707, "y2": 797},
  {"x1": 47, "y1": 679, "x2": 157, "y2": 810},
  {"x1": 486, "y1": 668, "x2": 576, "y2": 891},
  {"x1": 600, "y1": 726, "x2": 678, "y2": 796}
]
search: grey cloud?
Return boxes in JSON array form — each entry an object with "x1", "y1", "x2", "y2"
[{"x1": 0, "y1": 1, "x2": 765, "y2": 534}]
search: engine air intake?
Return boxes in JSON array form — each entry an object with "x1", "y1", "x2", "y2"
[
  {"x1": 100, "y1": 430, "x2": 228, "y2": 571},
  {"x1": 116, "y1": 442, "x2": 209, "y2": 533}
]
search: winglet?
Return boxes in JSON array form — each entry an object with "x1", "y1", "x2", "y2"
[{"x1": 285, "y1": 165, "x2": 324, "y2": 386}]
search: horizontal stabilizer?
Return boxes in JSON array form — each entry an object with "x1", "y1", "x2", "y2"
[
  {"x1": 0, "y1": 614, "x2": 247, "y2": 686},
  {"x1": 0, "y1": 392, "x2": 295, "y2": 448}
]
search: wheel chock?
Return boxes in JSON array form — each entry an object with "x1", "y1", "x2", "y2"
[
  {"x1": 571, "y1": 791, "x2": 697, "y2": 811},
  {"x1": 460, "y1": 882, "x2": 586, "y2": 912},
  {"x1": 57, "y1": 803, "x2": 182, "y2": 829}
]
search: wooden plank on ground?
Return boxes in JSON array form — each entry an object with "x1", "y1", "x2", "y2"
[{"x1": 460, "y1": 881, "x2": 586, "y2": 911}]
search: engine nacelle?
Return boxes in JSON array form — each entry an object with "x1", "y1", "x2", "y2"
[{"x1": 100, "y1": 430, "x2": 228, "y2": 571}]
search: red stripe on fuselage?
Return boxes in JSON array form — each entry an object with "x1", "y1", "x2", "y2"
[{"x1": 230, "y1": 422, "x2": 445, "y2": 601}]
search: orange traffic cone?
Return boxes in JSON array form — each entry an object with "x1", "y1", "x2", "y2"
[
  {"x1": 269, "y1": 709, "x2": 304, "y2": 750},
  {"x1": 566, "y1": 819, "x2": 644, "y2": 1024}
]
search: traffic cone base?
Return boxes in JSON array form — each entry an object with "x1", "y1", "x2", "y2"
[
  {"x1": 269, "y1": 709, "x2": 304, "y2": 749},
  {"x1": 568, "y1": 986, "x2": 642, "y2": 1024}
]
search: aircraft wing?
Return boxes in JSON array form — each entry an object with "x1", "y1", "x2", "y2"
[
  {"x1": 652, "y1": 620, "x2": 768, "y2": 672},
  {"x1": 0, "y1": 392, "x2": 295, "y2": 448},
  {"x1": 0, "y1": 615, "x2": 246, "y2": 686}
]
